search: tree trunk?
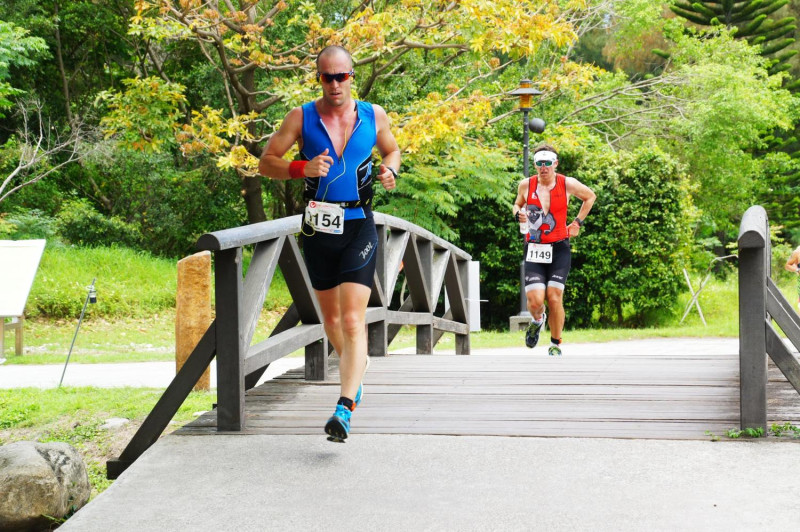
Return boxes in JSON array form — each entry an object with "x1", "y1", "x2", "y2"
[
  {"x1": 53, "y1": 2, "x2": 74, "y2": 124},
  {"x1": 240, "y1": 171, "x2": 266, "y2": 224}
]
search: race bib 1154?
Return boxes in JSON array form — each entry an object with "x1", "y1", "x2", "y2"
[{"x1": 305, "y1": 201, "x2": 344, "y2": 234}]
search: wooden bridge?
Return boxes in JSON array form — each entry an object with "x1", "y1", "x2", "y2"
[
  {"x1": 178, "y1": 341, "x2": 800, "y2": 441},
  {"x1": 107, "y1": 207, "x2": 800, "y2": 479}
]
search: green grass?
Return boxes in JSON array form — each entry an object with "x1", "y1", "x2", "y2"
[
  {"x1": 2, "y1": 271, "x2": 777, "y2": 360},
  {"x1": 25, "y1": 244, "x2": 293, "y2": 320},
  {"x1": 28, "y1": 246, "x2": 178, "y2": 319},
  {"x1": 6, "y1": 248, "x2": 800, "y2": 361},
  {"x1": 0, "y1": 387, "x2": 217, "y2": 499}
]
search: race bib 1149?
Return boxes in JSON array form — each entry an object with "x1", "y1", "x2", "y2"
[{"x1": 526, "y1": 242, "x2": 553, "y2": 264}]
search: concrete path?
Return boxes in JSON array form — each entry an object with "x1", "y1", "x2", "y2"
[
  {"x1": 11, "y1": 338, "x2": 800, "y2": 530},
  {"x1": 0, "y1": 357, "x2": 305, "y2": 389},
  {"x1": 61, "y1": 434, "x2": 800, "y2": 531}
]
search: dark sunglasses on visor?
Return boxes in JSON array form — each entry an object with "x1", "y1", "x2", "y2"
[
  {"x1": 317, "y1": 71, "x2": 355, "y2": 83},
  {"x1": 534, "y1": 160, "x2": 555, "y2": 167}
]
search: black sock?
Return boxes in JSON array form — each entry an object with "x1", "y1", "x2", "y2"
[
  {"x1": 551, "y1": 337, "x2": 562, "y2": 345},
  {"x1": 338, "y1": 397, "x2": 355, "y2": 411}
]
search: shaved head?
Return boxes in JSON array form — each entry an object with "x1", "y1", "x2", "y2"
[{"x1": 316, "y1": 45, "x2": 353, "y2": 70}]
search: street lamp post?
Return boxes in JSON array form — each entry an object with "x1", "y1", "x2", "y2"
[
  {"x1": 509, "y1": 79, "x2": 546, "y2": 325},
  {"x1": 510, "y1": 79, "x2": 545, "y2": 178}
]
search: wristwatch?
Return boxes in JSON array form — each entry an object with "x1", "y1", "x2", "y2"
[
  {"x1": 575, "y1": 217, "x2": 584, "y2": 227},
  {"x1": 386, "y1": 166, "x2": 398, "y2": 179}
]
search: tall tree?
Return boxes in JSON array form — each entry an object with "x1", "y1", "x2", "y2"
[
  {"x1": 670, "y1": 0, "x2": 798, "y2": 84},
  {"x1": 670, "y1": 1, "x2": 800, "y2": 241},
  {"x1": 105, "y1": 0, "x2": 603, "y2": 226},
  {"x1": 0, "y1": 19, "x2": 48, "y2": 116}
]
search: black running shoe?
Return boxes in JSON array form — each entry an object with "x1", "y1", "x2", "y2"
[{"x1": 525, "y1": 312, "x2": 546, "y2": 349}]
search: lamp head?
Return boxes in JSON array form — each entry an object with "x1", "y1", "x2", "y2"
[{"x1": 509, "y1": 79, "x2": 542, "y2": 111}]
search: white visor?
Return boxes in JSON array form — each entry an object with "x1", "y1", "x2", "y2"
[{"x1": 533, "y1": 150, "x2": 558, "y2": 163}]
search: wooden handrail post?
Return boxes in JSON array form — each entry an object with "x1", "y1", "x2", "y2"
[
  {"x1": 176, "y1": 251, "x2": 212, "y2": 391},
  {"x1": 737, "y1": 206, "x2": 768, "y2": 431},
  {"x1": 215, "y1": 247, "x2": 245, "y2": 431}
]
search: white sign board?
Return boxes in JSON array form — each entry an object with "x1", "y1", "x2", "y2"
[{"x1": 0, "y1": 240, "x2": 46, "y2": 316}]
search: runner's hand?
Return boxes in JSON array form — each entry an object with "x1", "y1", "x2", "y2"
[
  {"x1": 378, "y1": 164, "x2": 396, "y2": 191},
  {"x1": 306, "y1": 148, "x2": 334, "y2": 177},
  {"x1": 568, "y1": 220, "x2": 581, "y2": 237}
]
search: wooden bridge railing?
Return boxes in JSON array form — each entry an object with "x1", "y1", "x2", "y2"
[
  {"x1": 107, "y1": 212, "x2": 473, "y2": 478},
  {"x1": 738, "y1": 205, "x2": 800, "y2": 431}
]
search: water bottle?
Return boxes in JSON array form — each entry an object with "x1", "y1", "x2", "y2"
[{"x1": 519, "y1": 220, "x2": 528, "y2": 235}]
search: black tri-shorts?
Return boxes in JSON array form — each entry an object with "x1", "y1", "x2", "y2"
[
  {"x1": 524, "y1": 238, "x2": 571, "y2": 292},
  {"x1": 300, "y1": 216, "x2": 378, "y2": 291}
]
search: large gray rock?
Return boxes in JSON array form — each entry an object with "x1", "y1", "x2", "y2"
[{"x1": 0, "y1": 441, "x2": 91, "y2": 531}]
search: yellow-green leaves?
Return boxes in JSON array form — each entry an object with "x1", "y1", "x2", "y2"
[{"x1": 98, "y1": 77, "x2": 186, "y2": 152}]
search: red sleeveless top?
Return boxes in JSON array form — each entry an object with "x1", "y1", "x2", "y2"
[{"x1": 525, "y1": 174, "x2": 568, "y2": 244}]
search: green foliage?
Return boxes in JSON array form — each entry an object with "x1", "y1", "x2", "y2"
[
  {"x1": 770, "y1": 421, "x2": 800, "y2": 437},
  {"x1": 455, "y1": 177, "x2": 524, "y2": 328},
  {"x1": 1, "y1": 208, "x2": 57, "y2": 239},
  {"x1": 567, "y1": 145, "x2": 694, "y2": 327},
  {"x1": 66, "y1": 147, "x2": 245, "y2": 257},
  {"x1": 726, "y1": 426, "x2": 766, "y2": 438},
  {"x1": 0, "y1": 386, "x2": 217, "y2": 497},
  {"x1": 0, "y1": 397, "x2": 40, "y2": 428},
  {"x1": 27, "y1": 245, "x2": 176, "y2": 319},
  {"x1": 378, "y1": 143, "x2": 516, "y2": 240},
  {"x1": 97, "y1": 77, "x2": 187, "y2": 152},
  {"x1": 0, "y1": 134, "x2": 67, "y2": 215},
  {"x1": 669, "y1": 2, "x2": 800, "y2": 238},
  {"x1": 0, "y1": 19, "x2": 48, "y2": 113},
  {"x1": 56, "y1": 198, "x2": 141, "y2": 249},
  {"x1": 661, "y1": 27, "x2": 794, "y2": 237}
]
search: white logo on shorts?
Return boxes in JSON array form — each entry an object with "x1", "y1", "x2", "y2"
[{"x1": 360, "y1": 241, "x2": 374, "y2": 260}]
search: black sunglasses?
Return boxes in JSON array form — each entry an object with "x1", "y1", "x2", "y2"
[{"x1": 317, "y1": 71, "x2": 355, "y2": 83}]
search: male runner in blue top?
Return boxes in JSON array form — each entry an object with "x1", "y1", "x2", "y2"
[{"x1": 259, "y1": 45, "x2": 401, "y2": 442}]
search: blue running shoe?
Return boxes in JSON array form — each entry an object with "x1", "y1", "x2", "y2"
[
  {"x1": 354, "y1": 356, "x2": 371, "y2": 407},
  {"x1": 325, "y1": 404, "x2": 352, "y2": 443},
  {"x1": 548, "y1": 344, "x2": 562, "y2": 356},
  {"x1": 354, "y1": 383, "x2": 363, "y2": 407}
]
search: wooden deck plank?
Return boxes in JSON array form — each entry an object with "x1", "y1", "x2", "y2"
[{"x1": 178, "y1": 352, "x2": 800, "y2": 440}]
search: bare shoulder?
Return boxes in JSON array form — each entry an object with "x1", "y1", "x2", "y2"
[
  {"x1": 284, "y1": 106, "x2": 304, "y2": 126},
  {"x1": 564, "y1": 175, "x2": 591, "y2": 190},
  {"x1": 372, "y1": 103, "x2": 388, "y2": 118},
  {"x1": 372, "y1": 103, "x2": 391, "y2": 128}
]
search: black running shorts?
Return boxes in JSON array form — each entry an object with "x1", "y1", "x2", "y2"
[
  {"x1": 300, "y1": 216, "x2": 378, "y2": 291},
  {"x1": 524, "y1": 238, "x2": 571, "y2": 292}
]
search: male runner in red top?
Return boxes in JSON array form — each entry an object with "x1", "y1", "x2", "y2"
[{"x1": 512, "y1": 144, "x2": 596, "y2": 355}]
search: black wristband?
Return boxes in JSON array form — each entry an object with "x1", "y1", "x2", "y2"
[
  {"x1": 575, "y1": 217, "x2": 584, "y2": 227},
  {"x1": 386, "y1": 166, "x2": 398, "y2": 179},
  {"x1": 515, "y1": 211, "x2": 521, "y2": 223}
]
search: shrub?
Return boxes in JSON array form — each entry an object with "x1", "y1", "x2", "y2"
[
  {"x1": 1, "y1": 209, "x2": 57, "y2": 240},
  {"x1": 567, "y1": 145, "x2": 695, "y2": 327},
  {"x1": 72, "y1": 148, "x2": 244, "y2": 258},
  {"x1": 56, "y1": 199, "x2": 141, "y2": 248}
]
